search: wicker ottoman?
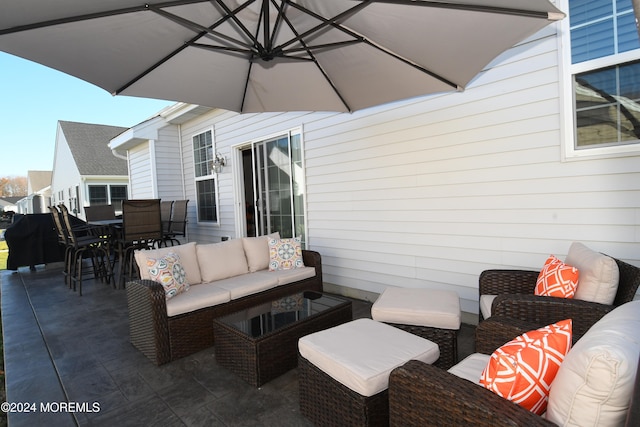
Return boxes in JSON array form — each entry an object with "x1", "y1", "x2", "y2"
[
  {"x1": 371, "y1": 287, "x2": 461, "y2": 369},
  {"x1": 298, "y1": 318, "x2": 439, "y2": 427}
]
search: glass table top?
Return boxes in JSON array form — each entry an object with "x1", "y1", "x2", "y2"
[{"x1": 215, "y1": 291, "x2": 350, "y2": 339}]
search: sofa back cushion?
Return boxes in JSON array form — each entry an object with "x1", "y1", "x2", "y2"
[
  {"x1": 242, "y1": 232, "x2": 280, "y2": 272},
  {"x1": 197, "y1": 238, "x2": 249, "y2": 282},
  {"x1": 546, "y1": 300, "x2": 640, "y2": 427},
  {"x1": 565, "y1": 242, "x2": 619, "y2": 305},
  {"x1": 135, "y1": 242, "x2": 202, "y2": 285}
]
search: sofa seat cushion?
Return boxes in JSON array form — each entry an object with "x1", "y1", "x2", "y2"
[
  {"x1": 215, "y1": 271, "x2": 279, "y2": 300},
  {"x1": 166, "y1": 283, "x2": 231, "y2": 317},
  {"x1": 299, "y1": 318, "x2": 440, "y2": 397},
  {"x1": 546, "y1": 300, "x2": 640, "y2": 427},
  {"x1": 480, "y1": 294, "x2": 497, "y2": 319},
  {"x1": 565, "y1": 242, "x2": 619, "y2": 305},
  {"x1": 197, "y1": 239, "x2": 249, "y2": 282},
  {"x1": 448, "y1": 353, "x2": 491, "y2": 384},
  {"x1": 266, "y1": 266, "x2": 316, "y2": 286},
  {"x1": 135, "y1": 242, "x2": 202, "y2": 285}
]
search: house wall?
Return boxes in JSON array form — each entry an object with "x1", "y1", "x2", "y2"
[
  {"x1": 51, "y1": 125, "x2": 82, "y2": 212},
  {"x1": 129, "y1": 142, "x2": 155, "y2": 199},
  {"x1": 155, "y1": 125, "x2": 186, "y2": 201}
]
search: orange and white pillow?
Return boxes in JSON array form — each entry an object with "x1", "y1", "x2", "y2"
[
  {"x1": 535, "y1": 255, "x2": 579, "y2": 298},
  {"x1": 480, "y1": 319, "x2": 572, "y2": 415}
]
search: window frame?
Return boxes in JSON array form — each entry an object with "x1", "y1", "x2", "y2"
[
  {"x1": 559, "y1": 0, "x2": 640, "y2": 160},
  {"x1": 192, "y1": 128, "x2": 221, "y2": 226}
]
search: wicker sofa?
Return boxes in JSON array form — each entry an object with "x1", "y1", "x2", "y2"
[
  {"x1": 126, "y1": 238, "x2": 323, "y2": 365},
  {"x1": 389, "y1": 302, "x2": 640, "y2": 427}
]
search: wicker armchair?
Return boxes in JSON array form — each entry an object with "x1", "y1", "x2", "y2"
[
  {"x1": 478, "y1": 257, "x2": 640, "y2": 340},
  {"x1": 388, "y1": 316, "x2": 640, "y2": 427}
]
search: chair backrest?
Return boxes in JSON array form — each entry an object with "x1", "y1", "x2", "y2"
[
  {"x1": 160, "y1": 200, "x2": 174, "y2": 234},
  {"x1": 48, "y1": 205, "x2": 67, "y2": 244},
  {"x1": 84, "y1": 204, "x2": 116, "y2": 222},
  {"x1": 122, "y1": 199, "x2": 162, "y2": 243},
  {"x1": 58, "y1": 204, "x2": 81, "y2": 246},
  {"x1": 169, "y1": 199, "x2": 189, "y2": 236},
  {"x1": 613, "y1": 257, "x2": 640, "y2": 306}
]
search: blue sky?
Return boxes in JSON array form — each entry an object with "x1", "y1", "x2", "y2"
[{"x1": 0, "y1": 52, "x2": 175, "y2": 178}]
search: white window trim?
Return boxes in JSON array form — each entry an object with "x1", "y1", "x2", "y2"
[
  {"x1": 192, "y1": 127, "x2": 221, "y2": 226},
  {"x1": 558, "y1": 0, "x2": 640, "y2": 161}
]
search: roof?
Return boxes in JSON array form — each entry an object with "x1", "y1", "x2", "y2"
[
  {"x1": 59, "y1": 121, "x2": 128, "y2": 176},
  {"x1": 0, "y1": 197, "x2": 22, "y2": 207},
  {"x1": 27, "y1": 170, "x2": 52, "y2": 193}
]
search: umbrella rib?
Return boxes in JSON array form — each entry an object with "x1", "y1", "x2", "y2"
[
  {"x1": 0, "y1": 0, "x2": 207, "y2": 36},
  {"x1": 362, "y1": 0, "x2": 555, "y2": 20},
  {"x1": 275, "y1": 4, "x2": 354, "y2": 112},
  {"x1": 115, "y1": 1, "x2": 258, "y2": 95},
  {"x1": 282, "y1": 0, "x2": 459, "y2": 90},
  {"x1": 212, "y1": 0, "x2": 266, "y2": 57}
]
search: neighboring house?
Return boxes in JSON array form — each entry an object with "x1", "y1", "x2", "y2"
[
  {"x1": 0, "y1": 196, "x2": 21, "y2": 216},
  {"x1": 51, "y1": 121, "x2": 129, "y2": 219},
  {"x1": 15, "y1": 170, "x2": 52, "y2": 214},
  {"x1": 109, "y1": 0, "x2": 640, "y2": 319}
]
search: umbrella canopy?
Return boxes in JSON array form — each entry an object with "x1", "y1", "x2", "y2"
[{"x1": 0, "y1": 0, "x2": 564, "y2": 113}]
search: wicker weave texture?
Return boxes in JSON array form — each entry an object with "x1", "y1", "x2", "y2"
[
  {"x1": 384, "y1": 323, "x2": 457, "y2": 370},
  {"x1": 299, "y1": 355, "x2": 390, "y2": 427},
  {"x1": 214, "y1": 300, "x2": 352, "y2": 387},
  {"x1": 388, "y1": 360, "x2": 555, "y2": 427}
]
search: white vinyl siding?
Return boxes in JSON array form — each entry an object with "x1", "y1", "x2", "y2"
[{"x1": 129, "y1": 142, "x2": 154, "y2": 199}]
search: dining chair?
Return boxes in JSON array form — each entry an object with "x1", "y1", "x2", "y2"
[
  {"x1": 163, "y1": 199, "x2": 189, "y2": 246},
  {"x1": 48, "y1": 205, "x2": 73, "y2": 287},
  {"x1": 116, "y1": 199, "x2": 163, "y2": 288},
  {"x1": 84, "y1": 204, "x2": 116, "y2": 222},
  {"x1": 59, "y1": 204, "x2": 113, "y2": 295},
  {"x1": 159, "y1": 200, "x2": 174, "y2": 246}
]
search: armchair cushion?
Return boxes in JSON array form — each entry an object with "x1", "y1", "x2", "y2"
[
  {"x1": 480, "y1": 319, "x2": 572, "y2": 415},
  {"x1": 135, "y1": 241, "x2": 201, "y2": 284},
  {"x1": 565, "y1": 242, "x2": 619, "y2": 305},
  {"x1": 535, "y1": 255, "x2": 579, "y2": 299},
  {"x1": 197, "y1": 239, "x2": 249, "y2": 282},
  {"x1": 546, "y1": 300, "x2": 640, "y2": 426}
]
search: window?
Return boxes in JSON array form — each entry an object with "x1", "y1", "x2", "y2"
[
  {"x1": 88, "y1": 184, "x2": 128, "y2": 210},
  {"x1": 88, "y1": 185, "x2": 108, "y2": 205},
  {"x1": 110, "y1": 185, "x2": 128, "y2": 211},
  {"x1": 565, "y1": 0, "x2": 640, "y2": 153},
  {"x1": 193, "y1": 130, "x2": 219, "y2": 223}
]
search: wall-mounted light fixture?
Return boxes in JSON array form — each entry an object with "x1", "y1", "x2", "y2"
[{"x1": 211, "y1": 152, "x2": 226, "y2": 174}]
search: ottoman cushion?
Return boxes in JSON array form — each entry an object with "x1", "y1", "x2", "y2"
[
  {"x1": 372, "y1": 288, "x2": 461, "y2": 330},
  {"x1": 298, "y1": 318, "x2": 439, "y2": 397}
]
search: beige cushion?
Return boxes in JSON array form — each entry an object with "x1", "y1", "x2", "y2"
[
  {"x1": 165, "y1": 282, "x2": 230, "y2": 317},
  {"x1": 480, "y1": 294, "x2": 497, "y2": 319},
  {"x1": 267, "y1": 266, "x2": 316, "y2": 286},
  {"x1": 546, "y1": 300, "x2": 640, "y2": 426},
  {"x1": 135, "y1": 242, "x2": 202, "y2": 285},
  {"x1": 448, "y1": 353, "x2": 491, "y2": 384},
  {"x1": 371, "y1": 287, "x2": 461, "y2": 330},
  {"x1": 197, "y1": 239, "x2": 249, "y2": 282},
  {"x1": 298, "y1": 318, "x2": 439, "y2": 397},
  {"x1": 215, "y1": 271, "x2": 278, "y2": 299},
  {"x1": 242, "y1": 232, "x2": 280, "y2": 272},
  {"x1": 565, "y1": 242, "x2": 619, "y2": 305}
]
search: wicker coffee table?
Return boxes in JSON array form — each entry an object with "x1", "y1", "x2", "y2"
[{"x1": 212, "y1": 291, "x2": 352, "y2": 387}]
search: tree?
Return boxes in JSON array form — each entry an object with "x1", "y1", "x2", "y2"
[{"x1": 0, "y1": 176, "x2": 27, "y2": 197}]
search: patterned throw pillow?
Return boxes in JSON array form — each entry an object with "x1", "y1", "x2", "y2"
[
  {"x1": 268, "y1": 237, "x2": 304, "y2": 271},
  {"x1": 147, "y1": 252, "x2": 189, "y2": 300},
  {"x1": 535, "y1": 255, "x2": 579, "y2": 298},
  {"x1": 480, "y1": 319, "x2": 572, "y2": 415}
]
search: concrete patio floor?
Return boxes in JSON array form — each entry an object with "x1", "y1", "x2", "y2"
[{"x1": 1, "y1": 264, "x2": 475, "y2": 427}]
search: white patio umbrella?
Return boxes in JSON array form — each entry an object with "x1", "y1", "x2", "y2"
[{"x1": 0, "y1": 0, "x2": 564, "y2": 113}]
